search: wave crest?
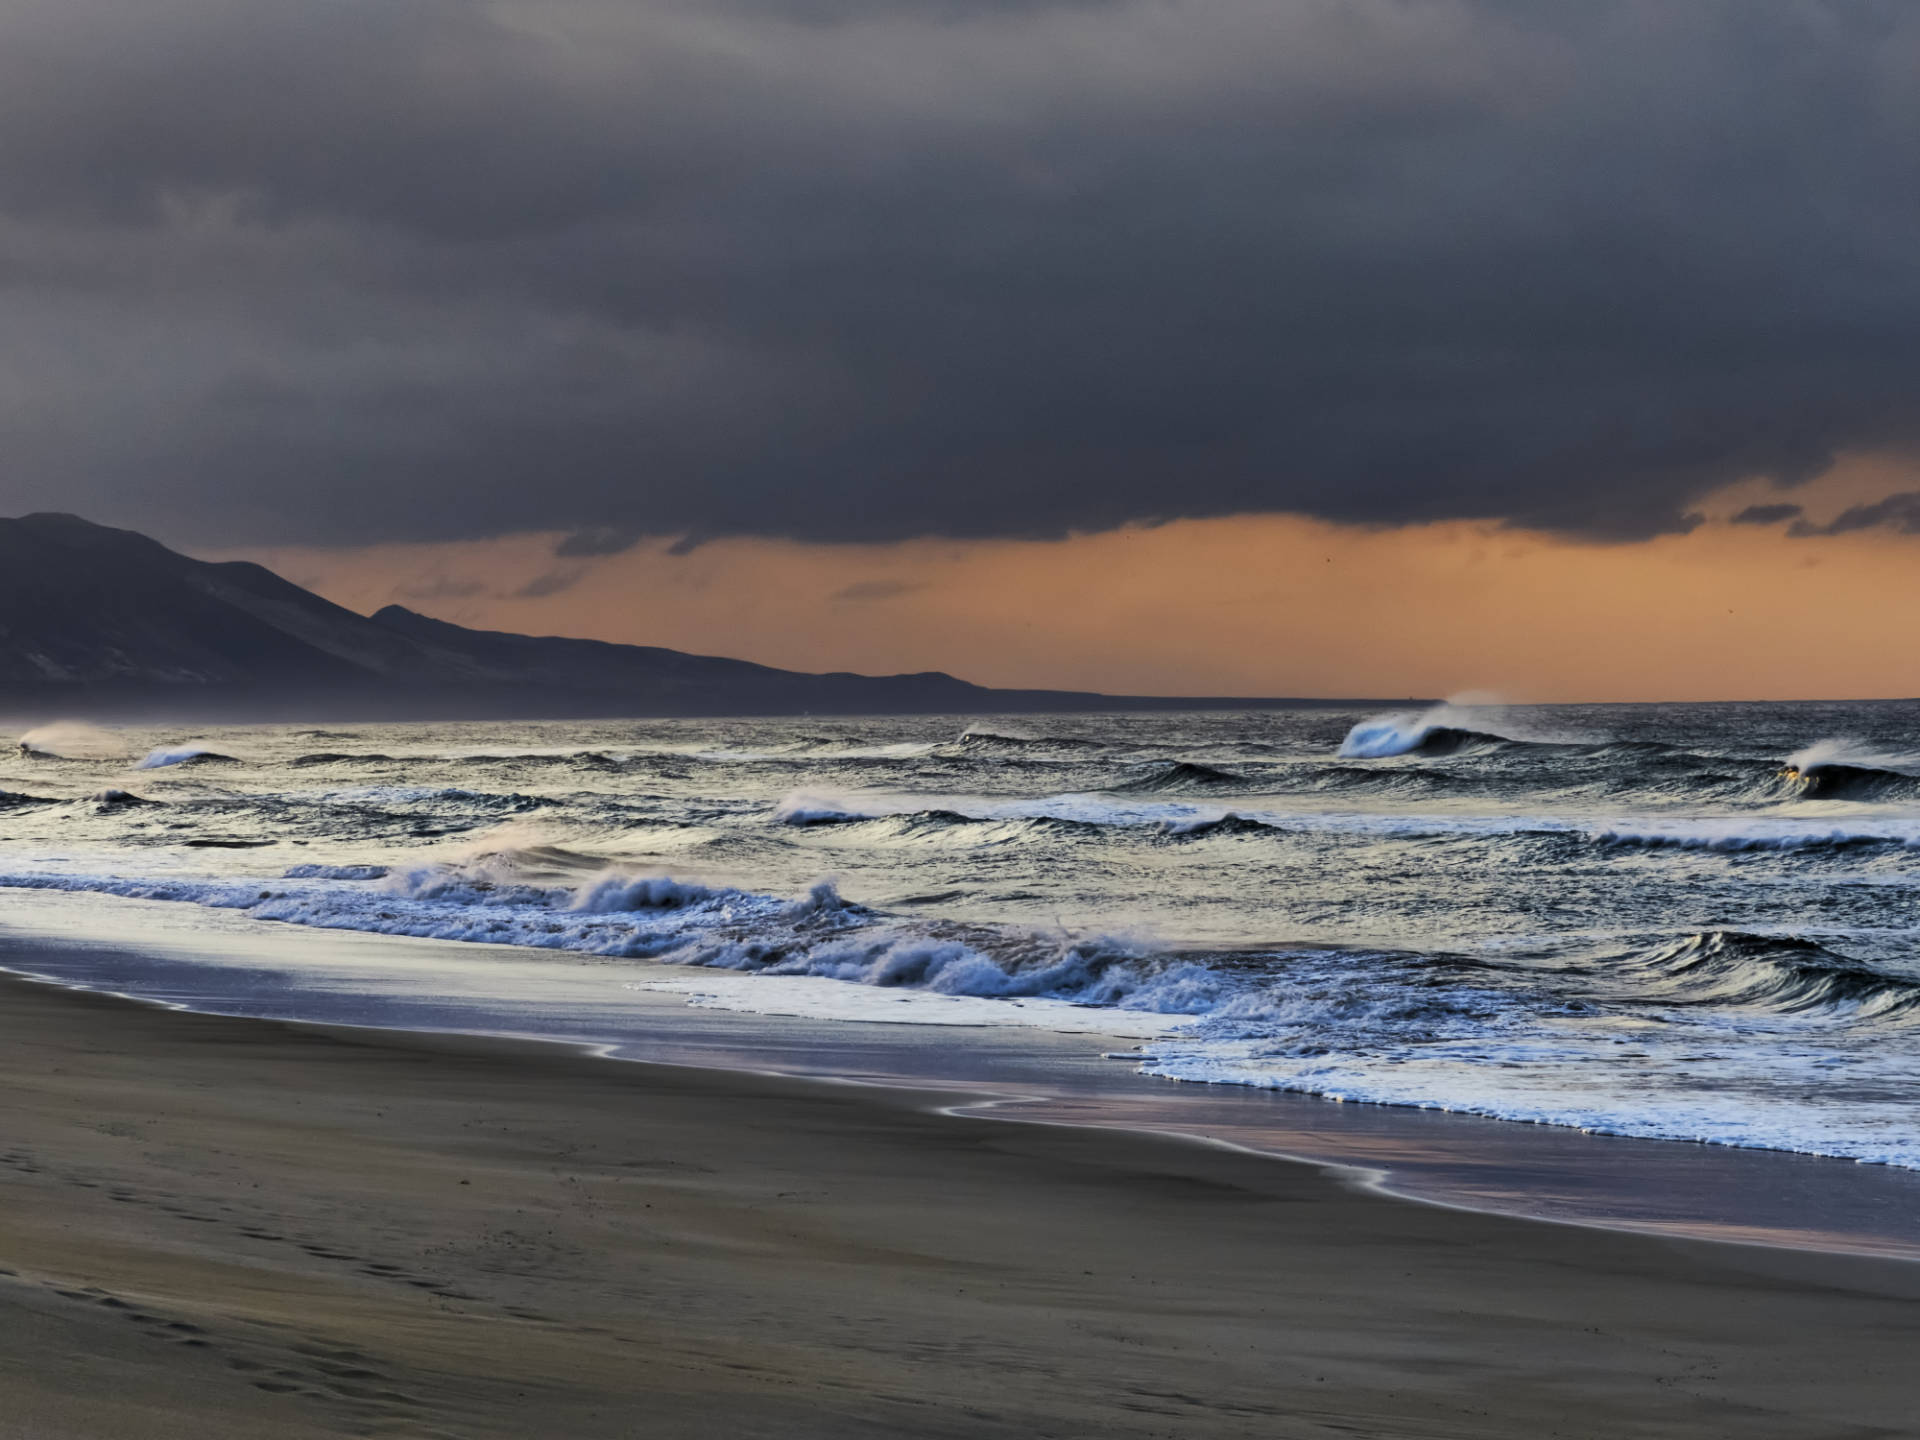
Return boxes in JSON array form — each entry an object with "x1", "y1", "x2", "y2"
[
  {"x1": 135, "y1": 746, "x2": 239, "y2": 770},
  {"x1": 949, "y1": 729, "x2": 1103, "y2": 754},
  {"x1": 1116, "y1": 761, "x2": 1245, "y2": 793},
  {"x1": 1338, "y1": 705, "x2": 1520, "y2": 759},
  {"x1": 1633, "y1": 932, "x2": 1920, "y2": 1020},
  {"x1": 1156, "y1": 813, "x2": 1279, "y2": 839}
]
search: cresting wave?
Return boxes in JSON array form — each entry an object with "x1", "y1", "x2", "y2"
[
  {"x1": 3, "y1": 853, "x2": 1918, "y2": 1166},
  {"x1": 1338, "y1": 705, "x2": 1523, "y2": 759},
  {"x1": 9, "y1": 856, "x2": 1911, "y2": 1032},
  {"x1": 135, "y1": 745, "x2": 238, "y2": 770},
  {"x1": 0, "y1": 858, "x2": 1197, "y2": 1015},
  {"x1": 1630, "y1": 931, "x2": 1920, "y2": 1019},
  {"x1": 1774, "y1": 743, "x2": 1920, "y2": 803},
  {"x1": 1116, "y1": 761, "x2": 1245, "y2": 792},
  {"x1": 1781, "y1": 763, "x2": 1920, "y2": 802},
  {"x1": 1332, "y1": 715, "x2": 1920, "y2": 811}
]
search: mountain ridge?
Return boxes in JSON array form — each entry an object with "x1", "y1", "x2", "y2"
[{"x1": 0, "y1": 513, "x2": 1359, "y2": 720}]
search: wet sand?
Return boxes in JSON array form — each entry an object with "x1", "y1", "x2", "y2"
[{"x1": 1, "y1": 972, "x2": 1917, "y2": 1439}]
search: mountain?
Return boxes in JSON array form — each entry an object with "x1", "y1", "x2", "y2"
[
  {"x1": 0, "y1": 514, "x2": 428, "y2": 698},
  {"x1": 0, "y1": 513, "x2": 1306, "y2": 720}
]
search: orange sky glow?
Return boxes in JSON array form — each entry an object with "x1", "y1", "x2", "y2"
[{"x1": 210, "y1": 458, "x2": 1920, "y2": 705}]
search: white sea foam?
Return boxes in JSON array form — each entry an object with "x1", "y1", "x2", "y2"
[
  {"x1": 631, "y1": 973, "x2": 1177, "y2": 1035},
  {"x1": 1135, "y1": 1038, "x2": 1920, "y2": 1168}
]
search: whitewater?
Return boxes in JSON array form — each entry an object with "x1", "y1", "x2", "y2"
[{"x1": 4, "y1": 701, "x2": 1920, "y2": 1173}]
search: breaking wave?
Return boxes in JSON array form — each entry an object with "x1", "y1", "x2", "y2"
[
  {"x1": 1778, "y1": 763, "x2": 1920, "y2": 802},
  {"x1": 14, "y1": 858, "x2": 1914, "y2": 1037},
  {"x1": 1771, "y1": 743, "x2": 1920, "y2": 802},
  {"x1": 135, "y1": 745, "x2": 239, "y2": 770},
  {"x1": 0, "y1": 860, "x2": 1195, "y2": 1014},
  {"x1": 1338, "y1": 706, "x2": 1523, "y2": 759}
]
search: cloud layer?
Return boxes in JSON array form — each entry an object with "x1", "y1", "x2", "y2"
[{"x1": 5, "y1": 0, "x2": 1920, "y2": 549}]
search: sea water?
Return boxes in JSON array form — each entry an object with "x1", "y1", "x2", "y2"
[{"x1": 2, "y1": 701, "x2": 1918, "y2": 1175}]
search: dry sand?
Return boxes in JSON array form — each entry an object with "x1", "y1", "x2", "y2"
[{"x1": 0, "y1": 971, "x2": 1916, "y2": 1439}]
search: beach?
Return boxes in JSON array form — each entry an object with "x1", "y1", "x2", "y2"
[
  {"x1": 8, "y1": 2, "x2": 1920, "y2": 1430},
  {"x1": 2, "y1": 971, "x2": 1916, "y2": 1439}
]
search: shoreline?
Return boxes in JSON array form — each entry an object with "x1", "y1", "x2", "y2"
[
  {"x1": 3, "y1": 890, "x2": 1920, "y2": 1274},
  {"x1": 3, "y1": 965, "x2": 1920, "y2": 1437},
  {"x1": 4, "y1": 889, "x2": 1920, "y2": 1265}
]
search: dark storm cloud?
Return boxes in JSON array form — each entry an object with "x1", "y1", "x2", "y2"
[
  {"x1": 1789, "y1": 492, "x2": 1920, "y2": 536},
  {"x1": 553, "y1": 526, "x2": 645, "y2": 558},
  {"x1": 4, "y1": 0, "x2": 1920, "y2": 550},
  {"x1": 514, "y1": 566, "x2": 590, "y2": 598},
  {"x1": 1731, "y1": 504, "x2": 1806, "y2": 526}
]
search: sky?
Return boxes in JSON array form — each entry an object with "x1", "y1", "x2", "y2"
[{"x1": 9, "y1": 0, "x2": 1920, "y2": 699}]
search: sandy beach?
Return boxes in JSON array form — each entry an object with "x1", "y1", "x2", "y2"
[{"x1": 1, "y1": 971, "x2": 1916, "y2": 1440}]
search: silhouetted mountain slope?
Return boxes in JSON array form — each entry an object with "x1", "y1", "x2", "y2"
[
  {"x1": 0, "y1": 514, "x2": 422, "y2": 691},
  {"x1": 0, "y1": 514, "x2": 1323, "y2": 720},
  {"x1": 367, "y1": 605, "x2": 1000, "y2": 712}
]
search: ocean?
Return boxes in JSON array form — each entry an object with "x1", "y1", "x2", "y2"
[{"x1": 3, "y1": 700, "x2": 1918, "y2": 1212}]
